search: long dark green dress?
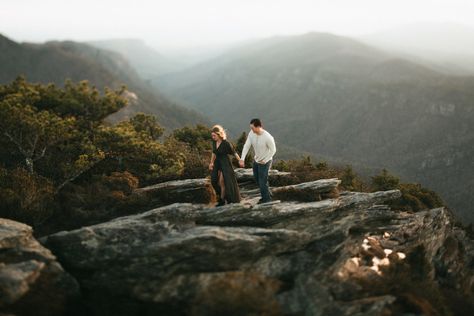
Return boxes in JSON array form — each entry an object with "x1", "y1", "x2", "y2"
[{"x1": 211, "y1": 140, "x2": 241, "y2": 203}]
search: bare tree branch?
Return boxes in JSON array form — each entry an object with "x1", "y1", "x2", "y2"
[
  {"x1": 55, "y1": 156, "x2": 105, "y2": 194},
  {"x1": 33, "y1": 146, "x2": 47, "y2": 162},
  {"x1": 3, "y1": 131, "x2": 29, "y2": 157}
]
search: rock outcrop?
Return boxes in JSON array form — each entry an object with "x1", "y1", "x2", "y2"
[
  {"x1": 133, "y1": 178, "x2": 215, "y2": 207},
  {"x1": 271, "y1": 178, "x2": 341, "y2": 201},
  {"x1": 132, "y1": 176, "x2": 340, "y2": 209},
  {"x1": 40, "y1": 171, "x2": 474, "y2": 316},
  {"x1": 2, "y1": 168, "x2": 473, "y2": 316},
  {"x1": 0, "y1": 219, "x2": 79, "y2": 316},
  {"x1": 234, "y1": 168, "x2": 294, "y2": 185}
]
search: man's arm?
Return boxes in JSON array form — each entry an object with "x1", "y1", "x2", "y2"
[
  {"x1": 239, "y1": 133, "x2": 252, "y2": 167},
  {"x1": 267, "y1": 135, "x2": 276, "y2": 158}
]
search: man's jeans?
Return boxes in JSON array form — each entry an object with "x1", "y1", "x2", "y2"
[{"x1": 253, "y1": 159, "x2": 272, "y2": 202}]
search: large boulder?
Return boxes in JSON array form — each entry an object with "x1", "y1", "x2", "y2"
[
  {"x1": 0, "y1": 219, "x2": 79, "y2": 316},
  {"x1": 42, "y1": 209, "x2": 310, "y2": 315}
]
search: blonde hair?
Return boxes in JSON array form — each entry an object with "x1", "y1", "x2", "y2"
[{"x1": 211, "y1": 125, "x2": 227, "y2": 140}]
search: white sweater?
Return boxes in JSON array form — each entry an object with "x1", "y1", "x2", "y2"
[{"x1": 241, "y1": 130, "x2": 276, "y2": 164}]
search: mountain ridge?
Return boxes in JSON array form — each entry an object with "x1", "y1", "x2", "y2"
[
  {"x1": 0, "y1": 33, "x2": 207, "y2": 129},
  {"x1": 154, "y1": 31, "x2": 474, "y2": 224}
]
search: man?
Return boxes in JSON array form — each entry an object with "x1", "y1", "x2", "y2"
[{"x1": 239, "y1": 118, "x2": 276, "y2": 204}]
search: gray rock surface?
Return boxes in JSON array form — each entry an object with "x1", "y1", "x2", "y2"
[
  {"x1": 133, "y1": 178, "x2": 215, "y2": 207},
  {"x1": 271, "y1": 178, "x2": 341, "y2": 201},
  {"x1": 234, "y1": 167, "x2": 295, "y2": 185},
  {"x1": 0, "y1": 219, "x2": 79, "y2": 316},
  {"x1": 40, "y1": 179, "x2": 474, "y2": 315},
  {"x1": 2, "y1": 173, "x2": 471, "y2": 316}
]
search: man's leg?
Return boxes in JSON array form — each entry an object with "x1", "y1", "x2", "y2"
[
  {"x1": 258, "y1": 160, "x2": 272, "y2": 202},
  {"x1": 252, "y1": 160, "x2": 260, "y2": 187},
  {"x1": 253, "y1": 160, "x2": 263, "y2": 202}
]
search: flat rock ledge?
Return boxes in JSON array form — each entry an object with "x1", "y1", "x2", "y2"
[
  {"x1": 132, "y1": 175, "x2": 341, "y2": 209},
  {"x1": 132, "y1": 178, "x2": 215, "y2": 208}
]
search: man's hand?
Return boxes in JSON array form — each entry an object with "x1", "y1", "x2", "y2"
[{"x1": 238, "y1": 160, "x2": 245, "y2": 168}]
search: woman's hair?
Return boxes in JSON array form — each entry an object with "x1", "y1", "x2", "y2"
[{"x1": 211, "y1": 125, "x2": 227, "y2": 140}]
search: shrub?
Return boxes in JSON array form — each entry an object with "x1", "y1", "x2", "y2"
[
  {"x1": 0, "y1": 167, "x2": 55, "y2": 225},
  {"x1": 389, "y1": 183, "x2": 444, "y2": 212},
  {"x1": 371, "y1": 169, "x2": 400, "y2": 191},
  {"x1": 101, "y1": 171, "x2": 139, "y2": 194},
  {"x1": 273, "y1": 157, "x2": 367, "y2": 191},
  {"x1": 370, "y1": 169, "x2": 445, "y2": 212},
  {"x1": 56, "y1": 171, "x2": 141, "y2": 229},
  {"x1": 340, "y1": 165, "x2": 364, "y2": 191},
  {"x1": 172, "y1": 124, "x2": 212, "y2": 152}
]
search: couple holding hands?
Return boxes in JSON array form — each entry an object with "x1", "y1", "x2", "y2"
[{"x1": 209, "y1": 118, "x2": 276, "y2": 207}]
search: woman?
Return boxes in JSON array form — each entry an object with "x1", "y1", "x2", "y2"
[{"x1": 209, "y1": 125, "x2": 241, "y2": 206}]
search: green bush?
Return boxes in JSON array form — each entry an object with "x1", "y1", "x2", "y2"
[
  {"x1": 0, "y1": 78, "x2": 209, "y2": 233},
  {"x1": 57, "y1": 171, "x2": 142, "y2": 228},
  {"x1": 371, "y1": 169, "x2": 400, "y2": 191},
  {"x1": 273, "y1": 157, "x2": 367, "y2": 191},
  {"x1": 340, "y1": 165, "x2": 364, "y2": 191},
  {"x1": 390, "y1": 183, "x2": 444, "y2": 212},
  {"x1": 0, "y1": 167, "x2": 55, "y2": 225},
  {"x1": 371, "y1": 169, "x2": 445, "y2": 212},
  {"x1": 172, "y1": 124, "x2": 212, "y2": 152}
]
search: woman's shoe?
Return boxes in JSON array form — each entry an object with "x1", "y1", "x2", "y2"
[{"x1": 216, "y1": 198, "x2": 226, "y2": 207}]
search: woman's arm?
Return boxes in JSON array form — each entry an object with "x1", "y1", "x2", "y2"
[
  {"x1": 209, "y1": 153, "x2": 216, "y2": 170},
  {"x1": 227, "y1": 141, "x2": 241, "y2": 161}
]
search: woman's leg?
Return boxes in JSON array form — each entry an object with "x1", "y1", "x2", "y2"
[
  {"x1": 218, "y1": 171, "x2": 226, "y2": 201},
  {"x1": 211, "y1": 166, "x2": 221, "y2": 197}
]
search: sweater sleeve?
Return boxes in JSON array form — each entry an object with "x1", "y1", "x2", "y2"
[
  {"x1": 240, "y1": 132, "x2": 252, "y2": 161},
  {"x1": 267, "y1": 134, "x2": 276, "y2": 158}
]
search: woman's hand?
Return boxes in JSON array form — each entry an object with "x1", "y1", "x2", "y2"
[{"x1": 208, "y1": 162, "x2": 214, "y2": 171}]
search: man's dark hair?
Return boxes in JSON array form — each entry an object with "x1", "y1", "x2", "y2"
[{"x1": 250, "y1": 118, "x2": 262, "y2": 127}]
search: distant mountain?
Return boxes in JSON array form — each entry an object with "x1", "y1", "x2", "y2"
[
  {"x1": 88, "y1": 39, "x2": 184, "y2": 79},
  {"x1": 156, "y1": 32, "x2": 474, "y2": 224},
  {"x1": 360, "y1": 22, "x2": 474, "y2": 75},
  {"x1": 0, "y1": 33, "x2": 207, "y2": 129}
]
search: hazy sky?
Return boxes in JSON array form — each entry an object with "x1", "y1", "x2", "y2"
[{"x1": 2, "y1": 0, "x2": 474, "y2": 50}]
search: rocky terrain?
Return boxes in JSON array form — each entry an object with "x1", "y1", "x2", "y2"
[
  {"x1": 0, "y1": 219, "x2": 79, "y2": 316},
  {"x1": 1, "y1": 169, "x2": 473, "y2": 315}
]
